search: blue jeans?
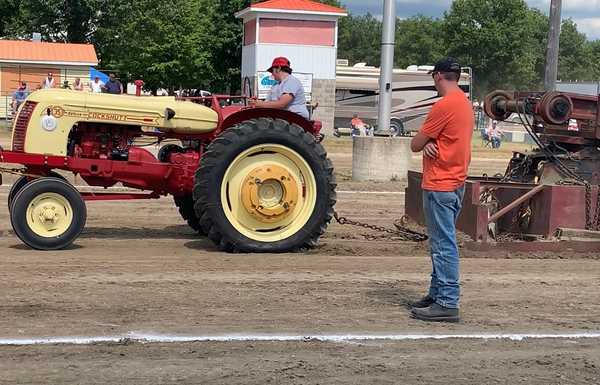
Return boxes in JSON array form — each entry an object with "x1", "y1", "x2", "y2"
[
  {"x1": 423, "y1": 186, "x2": 465, "y2": 309},
  {"x1": 491, "y1": 137, "x2": 501, "y2": 149}
]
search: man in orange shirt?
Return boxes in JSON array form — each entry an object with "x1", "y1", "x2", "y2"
[
  {"x1": 409, "y1": 58, "x2": 473, "y2": 322},
  {"x1": 351, "y1": 113, "x2": 366, "y2": 136}
]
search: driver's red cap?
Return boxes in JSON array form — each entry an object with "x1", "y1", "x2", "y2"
[{"x1": 267, "y1": 57, "x2": 291, "y2": 73}]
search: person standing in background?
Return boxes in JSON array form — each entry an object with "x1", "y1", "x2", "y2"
[
  {"x1": 90, "y1": 76, "x2": 104, "y2": 93},
  {"x1": 73, "y1": 77, "x2": 84, "y2": 91},
  {"x1": 103, "y1": 73, "x2": 123, "y2": 94},
  {"x1": 11, "y1": 81, "x2": 30, "y2": 115},
  {"x1": 42, "y1": 72, "x2": 55, "y2": 89}
]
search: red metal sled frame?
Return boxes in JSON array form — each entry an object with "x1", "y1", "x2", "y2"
[{"x1": 405, "y1": 170, "x2": 600, "y2": 252}]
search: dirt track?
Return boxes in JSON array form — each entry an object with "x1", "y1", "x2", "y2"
[{"x1": 0, "y1": 137, "x2": 599, "y2": 384}]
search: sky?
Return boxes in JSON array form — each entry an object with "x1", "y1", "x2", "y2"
[{"x1": 340, "y1": 0, "x2": 600, "y2": 40}]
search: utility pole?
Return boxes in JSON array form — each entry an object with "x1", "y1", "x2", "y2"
[
  {"x1": 544, "y1": 0, "x2": 562, "y2": 91},
  {"x1": 377, "y1": 0, "x2": 396, "y2": 132}
]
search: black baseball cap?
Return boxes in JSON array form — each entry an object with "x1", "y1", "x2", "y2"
[{"x1": 428, "y1": 57, "x2": 461, "y2": 74}]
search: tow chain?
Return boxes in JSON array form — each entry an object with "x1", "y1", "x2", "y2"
[
  {"x1": 333, "y1": 211, "x2": 428, "y2": 242},
  {"x1": 559, "y1": 179, "x2": 600, "y2": 231}
]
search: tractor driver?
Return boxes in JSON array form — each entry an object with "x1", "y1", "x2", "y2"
[{"x1": 249, "y1": 57, "x2": 309, "y2": 120}]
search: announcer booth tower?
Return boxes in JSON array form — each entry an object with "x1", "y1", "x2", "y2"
[{"x1": 235, "y1": 0, "x2": 347, "y2": 133}]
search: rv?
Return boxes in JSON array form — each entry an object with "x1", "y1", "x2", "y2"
[{"x1": 335, "y1": 62, "x2": 472, "y2": 136}]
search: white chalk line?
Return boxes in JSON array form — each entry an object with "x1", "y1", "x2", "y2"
[
  {"x1": 0, "y1": 184, "x2": 405, "y2": 195},
  {"x1": 1, "y1": 332, "x2": 600, "y2": 346}
]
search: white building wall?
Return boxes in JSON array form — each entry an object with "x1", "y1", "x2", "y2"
[
  {"x1": 241, "y1": 44, "x2": 257, "y2": 79},
  {"x1": 255, "y1": 44, "x2": 336, "y2": 80}
]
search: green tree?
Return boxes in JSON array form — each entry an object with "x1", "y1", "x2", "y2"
[
  {"x1": 442, "y1": 0, "x2": 544, "y2": 96},
  {"x1": 558, "y1": 18, "x2": 595, "y2": 81},
  {"x1": 0, "y1": 0, "x2": 21, "y2": 37},
  {"x1": 526, "y1": 8, "x2": 549, "y2": 84},
  {"x1": 94, "y1": 0, "x2": 215, "y2": 92},
  {"x1": 588, "y1": 39, "x2": 600, "y2": 80},
  {"x1": 206, "y1": 0, "x2": 251, "y2": 93},
  {"x1": 337, "y1": 13, "x2": 382, "y2": 66},
  {"x1": 394, "y1": 15, "x2": 443, "y2": 68},
  {"x1": 5, "y1": 0, "x2": 107, "y2": 42}
]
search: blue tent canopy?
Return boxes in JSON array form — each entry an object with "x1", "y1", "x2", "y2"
[{"x1": 89, "y1": 67, "x2": 109, "y2": 83}]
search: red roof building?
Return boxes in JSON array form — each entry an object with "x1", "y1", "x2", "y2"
[
  {"x1": 239, "y1": 0, "x2": 347, "y2": 16},
  {"x1": 236, "y1": 0, "x2": 346, "y2": 133},
  {"x1": 0, "y1": 39, "x2": 99, "y2": 118},
  {"x1": 244, "y1": 0, "x2": 347, "y2": 16},
  {"x1": 0, "y1": 40, "x2": 98, "y2": 66}
]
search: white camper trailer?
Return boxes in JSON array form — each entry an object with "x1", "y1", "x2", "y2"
[{"x1": 335, "y1": 62, "x2": 472, "y2": 135}]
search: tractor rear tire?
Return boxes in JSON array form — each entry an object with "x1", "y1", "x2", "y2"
[
  {"x1": 10, "y1": 177, "x2": 86, "y2": 250},
  {"x1": 161, "y1": 145, "x2": 205, "y2": 234},
  {"x1": 193, "y1": 118, "x2": 336, "y2": 253},
  {"x1": 174, "y1": 194, "x2": 205, "y2": 235}
]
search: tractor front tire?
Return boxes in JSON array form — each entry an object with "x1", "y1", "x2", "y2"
[
  {"x1": 10, "y1": 177, "x2": 86, "y2": 250},
  {"x1": 193, "y1": 118, "x2": 336, "y2": 253},
  {"x1": 8, "y1": 176, "x2": 29, "y2": 211},
  {"x1": 8, "y1": 171, "x2": 67, "y2": 211}
]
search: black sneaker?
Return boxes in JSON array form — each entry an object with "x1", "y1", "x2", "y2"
[
  {"x1": 409, "y1": 295, "x2": 435, "y2": 309},
  {"x1": 411, "y1": 303, "x2": 459, "y2": 323}
]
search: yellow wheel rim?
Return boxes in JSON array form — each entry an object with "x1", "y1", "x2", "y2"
[
  {"x1": 25, "y1": 192, "x2": 74, "y2": 238},
  {"x1": 221, "y1": 144, "x2": 317, "y2": 243}
]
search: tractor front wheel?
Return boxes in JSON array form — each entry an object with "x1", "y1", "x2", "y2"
[
  {"x1": 8, "y1": 171, "x2": 66, "y2": 211},
  {"x1": 10, "y1": 177, "x2": 86, "y2": 250},
  {"x1": 8, "y1": 176, "x2": 29, "y2": 211},
  {"x1": 193, "y1": 118, "x2": 336, "y2": 253}
]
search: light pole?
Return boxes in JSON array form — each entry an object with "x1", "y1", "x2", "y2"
[
  {"x1": 377, "y1": 0, "x2": 396, "y2": 132},
  {"x1": 544, "y1": 0, "x2": 562, "y2": 91}
]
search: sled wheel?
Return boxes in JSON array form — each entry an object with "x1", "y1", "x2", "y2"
[
  {"x1": 8, "y1": 171, "x2": 67, "y2": 211},
  {"x1": 174, "y1": 194, "x2": 205, "y2": 235},
  {"x1": 10, "y1": 177, "x2": 86, "y2": 250},
  {"x1": 193, "y1": 118, "x2": 336, "y2": 253}
]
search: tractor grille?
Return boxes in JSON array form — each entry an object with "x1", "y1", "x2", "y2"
[{"x1": 12, "y1": 101, "x2": 37, "y2": 152}]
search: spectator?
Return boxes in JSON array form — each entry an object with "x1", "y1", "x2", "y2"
[
  {"x1": 487, "y1": 119, "x2": 502, "y2": 149},
  {"x1": 90, "y1": 76, "x2": 104, "y2": 93},
  {"x1": 351, "y1": 113, "x2": 366, "y2": 136},
  {"x1": 11, "y1": 82, "x2": 30, "y2": 114},
  {"x1": 72, "y1": 77, "x2": 84, "y2": 91},
  {"x1": 103, "y1": 73, "x2": 123, "y2": 94},
  {"x1": 42, "y1": 72, "x2": 55, "y2": 89}
]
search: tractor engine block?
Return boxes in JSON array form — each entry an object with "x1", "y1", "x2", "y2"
[{"x1": 68, "y1": 123, "x2": 143, "y2": 160}]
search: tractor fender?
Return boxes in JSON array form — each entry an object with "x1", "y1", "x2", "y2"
[{"x1": 220, "y1": 107, "x2": 320, "y2": 136}]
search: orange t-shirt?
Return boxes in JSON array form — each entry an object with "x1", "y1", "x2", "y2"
[
  {"x1": 420, "y1": 89, "x2": 474, "y2": 192},
  {"x1": 351, "y1": 117, "x2": 364, "y2": 127}
]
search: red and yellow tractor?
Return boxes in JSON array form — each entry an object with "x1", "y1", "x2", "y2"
[{"x1": 1, "y1": 89, "x2": 336, "y2": 252}]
